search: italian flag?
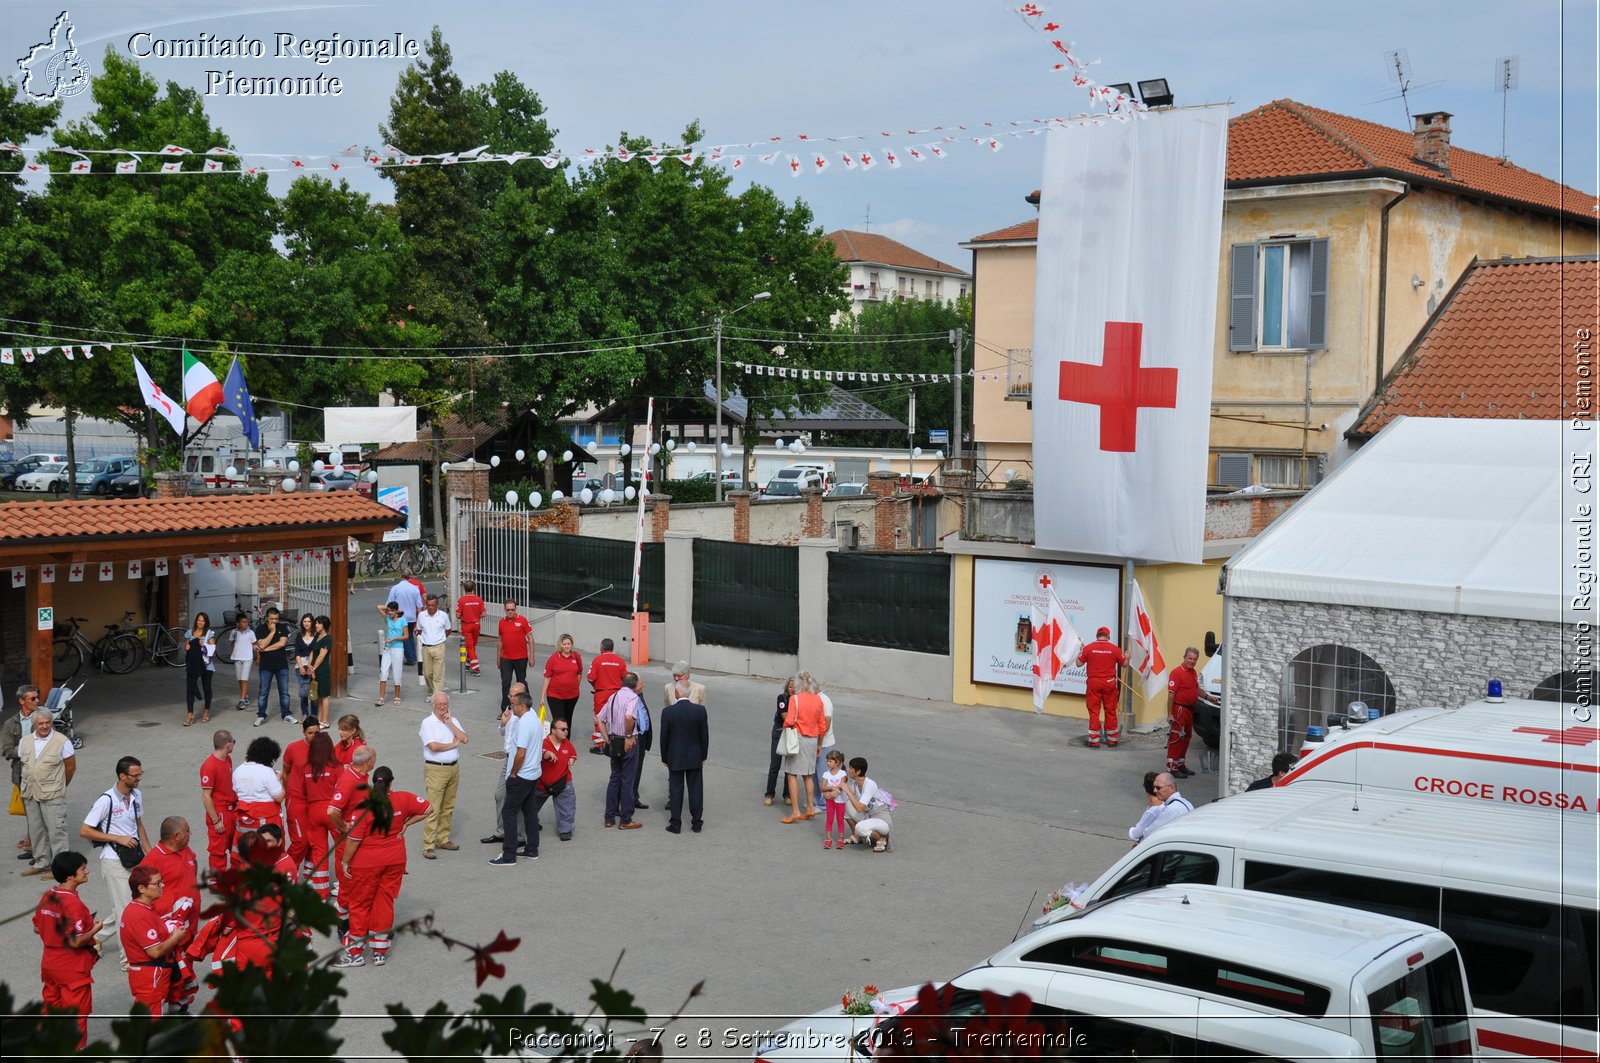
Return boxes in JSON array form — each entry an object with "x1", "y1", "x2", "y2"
[{"x1": 182, "y1": 349, "x2": 224, "y2": 424}]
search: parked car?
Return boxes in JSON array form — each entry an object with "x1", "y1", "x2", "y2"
[
  {"x1": 309, "y1": 472, "x2": 360, "y2": 491},
  {"x1": 107, "y1": 464, "x2": 148, "y2": 497},
  {"x1": 9, "y1": 453, "x2": 67, "y2": 487},
  {"x1": 17, "y1": 461, "x2": 69, "y2": 492},
  {"x1": 827, "y1": 482, "x2": 868, "y2": 497},
  {"x1": 75, "y1": 455, "x2": 137, "y2": 495},
  {"x1": 0, "y1": 460, "x2": 22, "y2": 489},
  {"x1": 760, "y1": 467, "x2": 824, "y2": 498}
]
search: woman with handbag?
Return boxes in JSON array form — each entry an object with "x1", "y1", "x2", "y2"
[
  {"x1": 778, "y1": 673, "x2": 826, "y2": 825},
  {"x1": 293, "y1": 613, "x2": 316, "y2": 717},
  {"x1": 764, "y1": 678, "x2": 795, "y2": 808},
  {"x1": 183, "y1": 612, "x2": 216, "y2": 726}
]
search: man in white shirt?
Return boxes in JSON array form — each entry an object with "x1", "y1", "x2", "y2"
[
  {"x1": 1132, "y1": 773, "x2": 1194, "y2": 844},
  {"x1": 480, "y1": 683, "x2": 529, "y2": 849},
  {"x1": 418, "y1": 691, "x2": 468, "y2": 859},
  {"x1": 78, "y1": 755, "x2": 152, "y2": 966},
  {"x1": 415, "y1": 595, "x2": 453, "y2": 696}
]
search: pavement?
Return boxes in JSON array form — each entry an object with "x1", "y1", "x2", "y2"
[{"x1": 1, "y1": 582, "x2": 1223, "y2": 1056}]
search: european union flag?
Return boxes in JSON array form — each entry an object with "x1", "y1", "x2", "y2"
[{"x1": 220, "y1": 357, "x2": 261, "y2": 448}]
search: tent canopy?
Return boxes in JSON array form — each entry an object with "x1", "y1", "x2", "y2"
[{"x1": 1224, "y1": 417, "x2": 1568, "y2": 622}]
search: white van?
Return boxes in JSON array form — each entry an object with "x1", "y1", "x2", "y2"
[
  {"x1": 1282, "y1": 697, "x2": 1597, "y2": 814},
  {"x1": 760, "y1": 885, "x2": 1477, "y2": 1062},
  {"x1": 1043, "y1": 784, "x2": 1596, "y2": 1060}
]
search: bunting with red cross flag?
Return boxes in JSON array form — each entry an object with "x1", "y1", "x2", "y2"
[{"x1": 1031, "y1": 106, "x2": 1227, "y2": 563}]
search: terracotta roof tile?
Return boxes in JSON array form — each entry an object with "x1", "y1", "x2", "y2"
[
  {"x1": 824, "y1": 230, "x2": 968, "y2": 276},
  {"x1": 1229, "y1": 100, "x2": 1596, "y2": 219},
  {"x1": 0, "y1": 492, "x2": 404, "y2": 548},
  {"x1": 1353, "y1": 256, "x2": 1597, "y2": 435},
  {"x1": 969, "y1": 99, "x2": 1597, "y2": 243}
]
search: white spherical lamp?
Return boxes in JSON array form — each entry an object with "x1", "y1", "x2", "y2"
[
  {"x1": 561, "y1": 450, "x2": 572, "y2": 463},
  {"x1": 288, "y1": 460, "x2": 300, "y2": 473},
  {"x1": 281, "y1": 477, "x2": 297, "y2": 492},
  {"x1": 619, "y1": 443, "x2": 631, "y2": 457}
]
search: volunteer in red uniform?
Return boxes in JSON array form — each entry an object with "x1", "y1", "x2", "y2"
[
  {"x1": 455, "y1": 580, "x2": 486, "y2": 675},
  {"x1": 1166, "y1": 646, "x2": 1201, "y2": 778},
  {"x1": 586, "y1": 637, "x2": 627, "y2": 752},
  {"x1": 199, "y1": 730, "x2": 237, "y2": 873},
  {"x1": 119, "y1": 864, "x2": 189, "y2": 1016},
  {"x1": 279, "y1": 717, "x2": 320, "y2": 870},
  {"x1": 336, "y1": 765, "x2": 429, "y2": 968},
  {"x1": 232, "y1": 736, "x2": 285, "y2": 833},
  {"x1": 540, "y1": 634, "x2": 584, "y2": 727},
  {"x1": 34, "y1": 851, "x2": 102, "y2": 1048},
  {"x1": 325, "y1": 745, "x2": 375, "y2": 923},
  {"x1": 295, "y1": 732, "x2": 340, "y2": 901},
  {"x1": 496, "y1": 599, "x2": 534, "y2": 714},
  {"x1": 137, "y1": 816, "x2": 201, "y2": 1012},
  {"x1": 1078, "y1": 626, "x2": 1129, "y2": 748},
  {"x1": 333, "y1": 713, "x2": 368, "y2": 766}
]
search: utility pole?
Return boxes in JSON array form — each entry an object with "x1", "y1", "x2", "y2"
[{"x1": 949, "y1": 328, "x2": 964, "y2": 464}]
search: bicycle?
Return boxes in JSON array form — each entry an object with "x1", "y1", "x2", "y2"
[
  {"x1": 134, "y1": 621, "x2": 188, "y2": 669},
  {"x1": 51, "y1": 613, "x2": 144, "y2": 682}
]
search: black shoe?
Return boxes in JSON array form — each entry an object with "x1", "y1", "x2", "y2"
[
  {"x1": 558, "y1": 833, "x2": 572, "y2": 841},
  {"x1": 1174, "y1": 766, "x2": 1194, "y2": 778},
  {"x1": 633, "y1": 800, "x2": 650, "y2": 809},
  {"x1": 665, "y1": 824, "x2": 682, "y2": 834},
  {"x1": 515, "y1": 849, "x2": 539, "y2": 860},
  {"x1": 487, "y1": 854, "x2": 517, "y2": 866},
  {"x1": 479, "y1": 835, "x2": 503, "y2": 844},
  {"x1": 17, "y1": 851, "x2": 33, "y2": 861},
  {"x1": 588, "y1": 746, "x2": 607, "y2": 756},
  {"x1": 691, "y1": 823, "x2": 702, "y2": 833}
]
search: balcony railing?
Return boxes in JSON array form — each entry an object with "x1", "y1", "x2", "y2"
[{"x1": 1006, "y1": 348, "x2": 1032, "y2": 401}]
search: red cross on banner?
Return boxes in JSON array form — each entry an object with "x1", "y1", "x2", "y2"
[
  {"x1": 98, "y1": 562, "x2": 113, "y2": 580},
  {"x1": 1058, "y1": 322, "x2": 1177, "y2": 453},
  {"x1": 69, "y1": 564, "x2": 84, "y2": 582}
]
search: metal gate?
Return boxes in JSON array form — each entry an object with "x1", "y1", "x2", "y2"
[{"x1": 282, "y1": 553, "x2": 331, "y2": 623}]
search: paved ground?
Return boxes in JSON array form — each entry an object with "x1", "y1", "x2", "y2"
[{"x1": 1, "y1": 582, "x2": 1222, "y2": 1057}]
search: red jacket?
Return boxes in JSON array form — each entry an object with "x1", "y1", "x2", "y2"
[{"x1": 1078, "y1": 638, "x2": 1127, "y2": 681}]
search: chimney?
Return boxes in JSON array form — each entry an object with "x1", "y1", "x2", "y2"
[{"x1": 1412, "y1": 111, "x2": 1452, "y2": 174}]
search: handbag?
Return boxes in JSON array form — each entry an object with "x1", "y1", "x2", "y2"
[
  {"x1": 536, "y1": 775, "x2": 569, "y2": 798},
  {"x1": 308, "y1": 678, "x2": 320, "y2": 702},
  {"x1": 776, "y1": 726, "x2": 800, "y2": 757},
  {"x1": 116, "y1": 840, "x2": 147, "y2": 870},
  {"x1": 8, "y1": 784, "x2": 23, "y2": 816}
]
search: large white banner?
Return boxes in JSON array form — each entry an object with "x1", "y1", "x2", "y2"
[
  {"x1": 1032, "y1": 107, "x2": 1228, "y2": 564},
  {"x1": 971, "y1": 558, "x2": 1119, "y2": 695},
  {"x1": 324, "y1": 406, "x2": 419, "y2": 446}
]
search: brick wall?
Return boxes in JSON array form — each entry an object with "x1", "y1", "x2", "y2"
[
  {"x1": 874, "y1": 495, "x2": 898, "y2": 550},
  {"x1": 1227, "y1": 596, "x2": 1563, "y2": 792},
  {"x1": 731, "y1": 491, "x2": 751, "y2": 542},
  {"x1": 650, "y1": 494, "x2": 671, "y2": 542},
  {"x1": 801, "y1": 487, "x2": 824, "y2": 538}
]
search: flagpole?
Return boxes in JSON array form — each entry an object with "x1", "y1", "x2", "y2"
[{"x1": 1121, "y1": 559, "x2": 1135, "y2": 725}]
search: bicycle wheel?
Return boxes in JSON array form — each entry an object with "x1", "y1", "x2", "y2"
[
  {"x1": 51, "y1": 638, "x2": 83, "y2": 684},
  {"x1": 155, "y1": 628, "x2": 185, "y2": 668},
  {"x1": 101, "y1": 633, "x2": 144, "y2": 675}
]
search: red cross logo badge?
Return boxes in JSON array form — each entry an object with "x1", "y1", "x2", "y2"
[
  {"x1": 1035, "y1": 570, "x2": 1055, "y2": 593},
  {"x1": 69, "y1": 564, "x2": 83, "y2": 580},
  {"x1": 1058, "y1": 321, "x2": 1178, "y2": 452},
  {"x1": 98, "y1": 562, "x2": 112, "y2": 579},
  {"x1": 1513, "y1": 725, "x2": 1600, "y2": 746}
]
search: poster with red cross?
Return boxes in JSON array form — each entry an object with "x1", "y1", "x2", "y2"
[{"x1": 1030, "y1": 107, "x2": 1226, "y2": 564}]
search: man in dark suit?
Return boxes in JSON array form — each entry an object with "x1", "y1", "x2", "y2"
[{"x1": 658, "y1": 680, "x2": 709, "y2": 834}]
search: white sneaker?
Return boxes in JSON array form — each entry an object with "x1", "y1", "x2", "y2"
[
  {"x1": 253, "y1": 716, "x2": 266, "y2": 727},
  {"x1": 373, "y1": 953, "x2": 387, "y2": 967},
  {"x1": 334, "y1": 952, "x2": 365, "y2": 968}
]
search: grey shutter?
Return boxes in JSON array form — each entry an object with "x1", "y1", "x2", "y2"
[
  {"x1": 1306, "y1": 238, "x2": 1330, "y2": 349},
  {"x1": 1216, "y1": 453, "x2": 1252, "y2": 488},
  {"x1": 1228, "y1": 243, "x2": 1258, "y2": 352}
]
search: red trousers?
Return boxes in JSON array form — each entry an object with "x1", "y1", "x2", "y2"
[
  {"x1": 206, "y1": 809, "x2": 236, "y2": 873},
  {"x1": 41, "y1": 973, "x2": 92, "y2": 1047},
  {"x1": 344, "y1": 862, "x2": 404, "y2": 941},
  {"x1": 128, "y1": 964, "x2": 172, "y2": 1016},
  {"x1": 1167, "y1": 704, "x2": 1193, "y2": 770},
  {"x1": 1084, "y1": 677, "x2": 1120, "y2": 743},
  {"x1": 234, "y1": 801, "x2": 282, "y2": 834},
  {"x1": 460, "y1": 622, "x2": 480, "y2": 667}
]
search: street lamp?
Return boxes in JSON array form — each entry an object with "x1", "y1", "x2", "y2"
[{"x1": 715, "y1": 291, "x2": 771, "y2": 502}]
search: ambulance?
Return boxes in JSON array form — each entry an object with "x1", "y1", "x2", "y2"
[{"x1": 1280, "y1": 695, "x2": 1598, "y2": 815}]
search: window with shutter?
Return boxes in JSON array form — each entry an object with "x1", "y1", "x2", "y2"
[
  {"x1": 1216, "y1": 453, "x2": 1252, "y2": 488},
  {"x1": 1231, "y1": 239, "x2": 1330, "y2": 352},
  {"x1": 1229, "y1": 243, "x2": 1257, "y2": 351}
]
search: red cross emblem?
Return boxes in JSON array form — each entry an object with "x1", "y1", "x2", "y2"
[
  {"x1": 70, "y1": 564, "x2": 83, "y2": 579},
  {"x1": 1513, "y1": 725, "x2": 1600, "y2": 746},
  {"x1": 789, "y1": 158, "x2": 801, "y2": 175},
  {"x1": 1035, "y1": 571, "x2": 1055, "y2": 593},
  {"x1": 98, "y1": 563, "x2": 112, "y2": 578},
  {"x1": 148, "y1": 383, "x2": 173, "y2": 414},
  {"x1": 1059, "y1": 321, "x2": 1178, "y2": 452}
]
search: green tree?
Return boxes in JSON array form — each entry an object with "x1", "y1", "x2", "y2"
[{"x1": 822, "y1": 292, "x2": 972, "y2": 449}]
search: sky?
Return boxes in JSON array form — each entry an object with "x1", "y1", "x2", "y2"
[{"x1": 4, "y1": 0, "x2": 1596, "y2": 270}]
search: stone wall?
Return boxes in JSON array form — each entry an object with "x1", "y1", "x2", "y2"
[{"x1": 1226, "y1": 596, "x2": 1564, "y2": 791}]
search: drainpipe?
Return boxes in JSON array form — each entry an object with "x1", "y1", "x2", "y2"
[{"x1": 1374, "y1": 184, "x2": 1411, "y2": 392}]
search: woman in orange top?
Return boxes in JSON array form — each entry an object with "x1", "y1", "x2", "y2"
[{"x1": 779, "y1": 675, "x2": 826, "y2": 823}]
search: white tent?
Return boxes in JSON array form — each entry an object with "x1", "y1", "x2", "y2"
[{"x1": 1224, "y1": 417, "x2": 1568, "y2": 623}]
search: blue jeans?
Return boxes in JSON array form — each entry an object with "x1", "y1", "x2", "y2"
[
  {"x1": 257, "y1": 667, "x2": 291, "y2": 719},
  {"x1": 402, "y1": 624, "x2": 417, "y2": 665}
]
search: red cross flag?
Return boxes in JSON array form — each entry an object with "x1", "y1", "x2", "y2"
[
  {"x1": 99, "y1": 562, "x2": 114, "y2": 581},
  {"x1": 10, "y1": 567, "x2": 23, "y2": 588},
  {"x1": 154, "y1": 558, "x2": 168, "y2": 577},
  {"x1": 1031, "y1": 107, "x2": 1227, "y2": 563},
  {"x1": 181, "y1": 556, "x2": 196, "y2": 574},
  {"x1": 1126, "y1": 578, "x2": 1168, "y2": 700},
  {"x1": 69, "y1": 563, "x2": 84, "y2": 582},
  {"x1": 128, "y1": 559, "x2": 142, "y2": 579},
  {"x1": 1030, "y1": 590, "x2": 1084, "y2": 714},
  {"x1": 41, "y1": 564, "x2": 55, "y2": 583}
]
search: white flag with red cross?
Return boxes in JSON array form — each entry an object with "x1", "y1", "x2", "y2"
[
  {"x1": 1126, "y1": 578, "x2": 1168, "y2": 700},
  {"x1": 41, "y1": 564, "x2": 55, "y2": 583},
  {"x1": 68, "y1": 562, "x2": 84, "y2": 582},
  {"x1": 181, "y1": 555, "x2": 196, "y2": 574},
  {"x1": 154, "y1": 558, "x2": 168, "y2": 577},
  {"x1": 128, "y1": 559, "x2": 142, "y2": 579},
  {"x1": 1030, "y1": 589, "x2": 1083, "y2": 713},
  {"x1": 98, "y1": 561, "x2": 114, "y2": 581},
  {"x1": 1031, "y1": 107, "x2": 1227, "y2": 564},
  {"x1": 10, "y1": 567, "x2": 23, "y2": 588}
]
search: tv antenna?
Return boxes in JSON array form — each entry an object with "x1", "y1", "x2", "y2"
[
  {"x1": 1383, "y1": 48, "x2": 1414, "y2": 123},
  {"x1": 1494, "y1": 56, "x2": 1520, "y2": 159}
]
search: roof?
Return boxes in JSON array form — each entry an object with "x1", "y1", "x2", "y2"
[
  {"x1": 586, "y1": 383, "x2": 907, "y2": 433},
  {"x1": 0, "y1": 492, "x2": 405, "y2": 563},
  {"x1": 824, "y1": 229, "x2": 968, "y2": 277},
  {"x1": 370, "y1": 412, "x2": 504, "y2": 464},
  {"x1": 1229, "y1": 100, "x2": 1596, "y2": 220},
  {"x1": 1224, "y1": 418, "x2": 1563, "y2": 622},
  {"x1": 1352, "y1": 256, "x2": 1596, "y2": 435},
  {"x1": 966, "y1": 98, "x2": 1598, "y2": 243}
]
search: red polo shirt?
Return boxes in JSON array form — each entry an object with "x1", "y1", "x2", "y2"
[
  {"x1": 199, "y1": 753, "x2": 236, "y2": 809},
  {"x1": 1167, "y1": 665, "x2": 1200, "y2": 707},
  {"x1": 498, "y1": 614, "x2": 532, "y2": 661}
]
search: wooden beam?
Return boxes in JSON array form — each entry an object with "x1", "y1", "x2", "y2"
[
  {"x1": 25, "y1": 570, "x2": 53, "y2": 692},
  {"x1": 329, "y1": 552, "x2": 349, "y2": 699}
]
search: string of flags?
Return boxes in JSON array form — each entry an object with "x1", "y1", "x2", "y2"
[
  {"x1": 0, "y1": 108, "x2": 1139, "y2": 180},
  {"x1": 997, "y1": 0, "x2": 1144, "y2": 113},
  {"x1": 734, "y1": 360, "x2": 1012, "y2": 384},
  {"x1": 9, "y1": 547, "x2": 346, "y2": 588},
  {"x1": 0, "y1": 344, "x2": 107, "y2": 363}
]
